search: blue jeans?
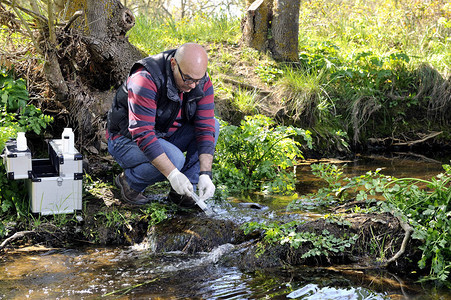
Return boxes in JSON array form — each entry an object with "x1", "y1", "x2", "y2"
[{"x1": 108, "y1": 119, "x2": 220, "y2": 192}]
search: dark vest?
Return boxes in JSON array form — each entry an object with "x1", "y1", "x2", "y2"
[{"x1": 107, "y1": 49, "x2": 207, "y2": 139}]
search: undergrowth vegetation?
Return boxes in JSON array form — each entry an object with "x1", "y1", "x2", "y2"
[
  {"x1": 298, "y1": 0, "x2": 450, "y2": 72},
  {"x1": 214, "y1": 115, "x2": 312, "y2": 195},
  {"x1": 242, "y1": 218, "x2": 358, "y2": 260},
  {"x1": 241, "y1": 163, "x2": 451, "y2": 284},
  {"x1": 297, "y1": 0, "x2": 450, "y2": 145},
  {"x1": 126, "y1": 1, "x2": 451, "y2": 150},
  {"x1": 285, "y1": 163, "x2": 451, "y2": 284}
]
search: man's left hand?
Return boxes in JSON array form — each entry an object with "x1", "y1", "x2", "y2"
[{"x1": 198, "y1": 174, "x2": 215, "y2": 201}]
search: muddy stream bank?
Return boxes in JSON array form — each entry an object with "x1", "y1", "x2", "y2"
[{"x1": 1, "y1": 154, "x2": 451, "y2": 299}]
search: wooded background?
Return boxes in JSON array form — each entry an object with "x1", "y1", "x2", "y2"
[{"x1": 0, "y1": 0, "x2": 301, "y2": 148}]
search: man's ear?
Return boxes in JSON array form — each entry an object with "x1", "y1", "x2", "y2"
[{"x1": 170, "y1": 57, "x2": 175, "y2": 71}]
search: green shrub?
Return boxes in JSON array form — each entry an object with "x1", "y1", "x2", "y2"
[
  {"x1": 241, "y1": 218, "x2": 358, "y2": 258},
  {"x1": 1, "y1": 67, "x2": 53, "y2": 137},
  {"x1": 214, "y1": 115, "x2": 312, "y2": 195},
  {"x1": 381, "y1": 166, "x2": 451, "y2": 283},
  {"x1": 0, "y1": 163, "x2": 28, "y2": 238},
  {"x1": 0, "y1": 68, "x2": 28, "y2": 112}
]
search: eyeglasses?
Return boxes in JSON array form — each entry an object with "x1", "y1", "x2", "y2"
[{"x1": 175, "y1": 59, "x2": 204, "y2": 85}]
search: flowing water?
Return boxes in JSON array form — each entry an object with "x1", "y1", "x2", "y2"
[{"x1": 1, "y1": 154, "x2": 451, "y2": 299}]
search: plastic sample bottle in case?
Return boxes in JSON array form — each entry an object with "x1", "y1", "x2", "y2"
[
  {"x1": 61, "y1": 128, "x2": 75, "y2": 154},
  {"x1": 1, "y1": 133, "x2": 32, "y2": 180},
  {"x1": 16, "y1": 132, "x2": 28, "y2": 151}
]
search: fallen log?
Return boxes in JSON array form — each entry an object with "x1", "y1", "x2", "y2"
[
  {"x1": 368, "y1": 131, "x2": 442, "y2": 148},
  {"x1": 392, "y1": 131, "x2": 442, "y2": 147}
]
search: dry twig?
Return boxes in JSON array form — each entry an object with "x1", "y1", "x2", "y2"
[{"x1": 0, "y1": 230, "x2": 35, "y2": 251}]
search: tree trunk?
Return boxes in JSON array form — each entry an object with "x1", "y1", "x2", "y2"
[
  {"x1": 42, "y1": 0, "x2": 145, "y2": 147},
  {"x1": 241, "y1": 0, "x2": 272, "y2": 52},
  {"x1": 241, "y1": 0, "x2": 300, "y2": 62},
  {"x1": 268, "y1": 0, "x2": 300, "y2": 61}
]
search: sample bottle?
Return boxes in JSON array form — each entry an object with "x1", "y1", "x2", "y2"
[
  {"x1": 62, "y1": 128, "x2": 75, "y2": 154},
  {"x1": 16, "y1": 132, "x2": 28, "y2": 151}
]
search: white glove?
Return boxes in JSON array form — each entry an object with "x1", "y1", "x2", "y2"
[
  {"x1": 198, "y1": 174, "x2": 215, "y2": 201},
  {"x1": 167, "y1": 169, "x2": 193, "y2": 197}
]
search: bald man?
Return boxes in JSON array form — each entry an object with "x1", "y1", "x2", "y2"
[{"x1": 107, "y1": 43, "x2": 218, "y2": 208}]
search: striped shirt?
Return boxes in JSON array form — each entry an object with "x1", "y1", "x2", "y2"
[{"x1": 127, "y1": 67, "x2": 216, "y2": 162}]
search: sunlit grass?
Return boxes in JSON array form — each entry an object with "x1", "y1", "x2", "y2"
[
  {"x1": 128, "y1": 13, "x2": 240, "y2": 55},
  {"x1": 298, "y1": 0, "x2": 450, "y2": 74},
  {"x1": 231, "y1": 87, "x2": 261, "y2": 115},
  {"x1": 276, "y1": 66, "x2": 331, "y2": 126}
]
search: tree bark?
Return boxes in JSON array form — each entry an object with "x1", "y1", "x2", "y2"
[
  {"x1": 24, "y1": 0, "x2": 145, "y2": 146},
  {"x1": 1, "y1": 0, "x2": 146, "y2": 145},
  {"x1": 241, "y1": 0, "x2": 271, "y2": 52},
  {"x1": 241, "y1": 0, "x2": 300, "y2": 62},
  {"x1": 268, "y1": 0, "x2": 300, "y2": 61}
]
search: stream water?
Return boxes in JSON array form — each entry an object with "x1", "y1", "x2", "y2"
[{"x1": 1, "y1": 153, "x2": 451, "y2": 299}]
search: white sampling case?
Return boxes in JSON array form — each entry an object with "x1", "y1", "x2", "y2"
[
  {"x1": 2, "y1": 131, "x2": 83, "y2": 215},
  {"x1": 27, "y1": 170, "x2": 83, "y2": 215},
  {"x1": 2, "y1": 139, "x2": 32, "y2": 180},
  {"x1": 28, "y1": 139, "x2": 83, "y2": 215}
]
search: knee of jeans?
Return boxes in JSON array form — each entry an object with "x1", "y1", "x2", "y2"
[{"x1": 168, "y1": 150, "x2": 185, "y2": 170}]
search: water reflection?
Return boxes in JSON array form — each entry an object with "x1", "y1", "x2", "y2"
[
  {"x1": 296, "y1": 154, "x2": 447, "y2": 196},
  {"x1": 1, "y1": 244, "x2": 449, "y2": 299},
  {"x1": 0, "y1": 246, "x2": 408, "y2": 299}
]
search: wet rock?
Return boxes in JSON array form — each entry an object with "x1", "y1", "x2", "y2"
[
  {"x1": 146, "y1": 215, "x2": 247, "y2": 254},
  {"x1": 237, "y1": 202, "x2": 267, "y2": 209}
]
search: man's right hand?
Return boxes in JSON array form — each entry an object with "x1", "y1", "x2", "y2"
[{"x1": 167, "y1": 169, "x2": 193, "y2": 196}]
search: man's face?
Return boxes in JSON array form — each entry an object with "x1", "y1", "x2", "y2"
[{"x1": 171, "y1": 58, "x2": 206, "y2": 93}]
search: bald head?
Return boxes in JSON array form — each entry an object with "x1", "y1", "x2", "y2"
[{"x1": 174, "y1": 43, "x2": 208, "y2": 79}]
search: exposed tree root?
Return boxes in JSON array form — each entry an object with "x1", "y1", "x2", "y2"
[
  {"x1": 0, "y1": 230, "x2": 35, "y2": 251},
  {"x1": 222, "y1": 77, "x2": 271, "y2": 96},
  {"x1": 337, "y1": 213, "x2": 414, "y2": 270},
  {"x1": 380, "y1": 216, "x2": 414, "y2": 267}
]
